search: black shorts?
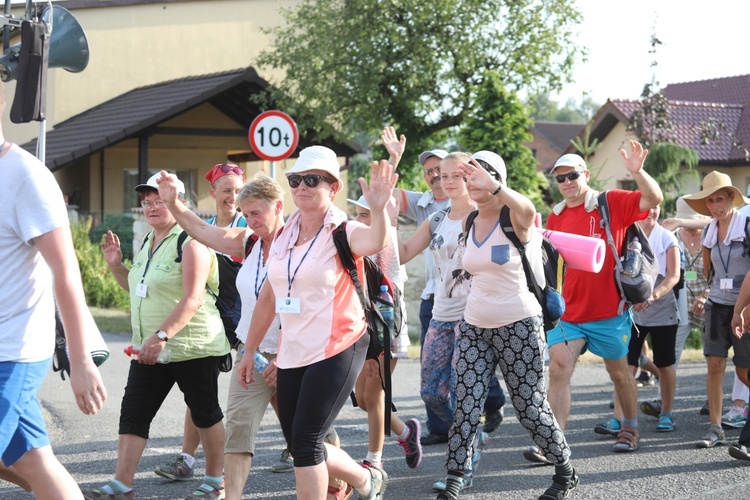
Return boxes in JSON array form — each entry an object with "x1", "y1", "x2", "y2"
[{"x1": 628, "y1": 324, "x2": 677, "y2": 368}]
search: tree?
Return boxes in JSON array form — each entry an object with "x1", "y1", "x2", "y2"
[
  {"x1": 458, "y1": 71, "x2": 547, "y2": 208},
  {"x1": 256, "y1": 0, "x2": 585, "y2": 187},
  {"x1": 527, "y1": 92, "x2": 599, "y2": 124}
]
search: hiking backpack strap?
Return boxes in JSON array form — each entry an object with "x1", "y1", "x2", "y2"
[
  {"x1": 174, "y1": 230, "x2": 189, "y2": 263},
  {"x1": 429, "y1": 208, "x2": 450, "y2": 238},
  {"x1": 597, "y1": 191, "x2": 628, "y2": 311},
  {"x1": 499, "y1": 205, "x2": 544, "y2": 304},
  {"x1": 332, "y1": 221, "x2": 393, "y2": 435}
]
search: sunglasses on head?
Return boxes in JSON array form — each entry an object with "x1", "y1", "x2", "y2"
[
  {"x1": 555, "y1": 171, "x2": 585, "y2": 183},
  {"x1": 287, "y1": 174, "x2": 334, "y2": 189},
  {"x1": 475, "y1": 159, "x2": 500, "y2": 181},
  {"x1": 214, "y1": 163, "x2": 244, "y2": 176}
]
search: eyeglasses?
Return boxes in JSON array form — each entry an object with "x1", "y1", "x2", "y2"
[
  {"x1": 214, "y1": 163, "x2": 244, "y2": 176},
  {"x1": 555, "y1": 171, "x2": 585, "y2": 183},
  {"x1": 287, "y1": 174, "x2": 334, "y2": 189},
  {"x1": 141, "y1": 200, "x2": 165, "y2": 209}
]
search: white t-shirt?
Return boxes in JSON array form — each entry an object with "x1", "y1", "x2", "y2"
[
  {"x1": 235, "y1": 231, "x2": 281, "y2": 354},
  {"x1": 0, "y1": 145, "x2": 69, "y2": 362},
  {"x1": 430, "y1": 215, "x2": 471, "y2": 322}
]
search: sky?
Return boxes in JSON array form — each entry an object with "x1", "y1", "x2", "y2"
[{"x1": 552, "y1": 0, "x2": 750, "y2": 108}]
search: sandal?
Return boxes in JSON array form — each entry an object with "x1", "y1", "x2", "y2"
[
  {"x1": 656, "y1": 414, "x2": 674, "y2": 432},
  {"x1": 612, "y1": 427, "x2": 639, "y2": 452},
  {"x1": 695, "y1": 424, "x2": 726, "y2": 449},
  {"x1": 81, "y1": 481, "x2": 134, "y2": 499}
]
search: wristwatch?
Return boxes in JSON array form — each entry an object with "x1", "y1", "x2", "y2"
[
  {"x1": 155, "y1": 330, "x2": 169, "y2": 342},
  {"x1": 491, "y1": 182, "x2": 503, "y2": 195}
]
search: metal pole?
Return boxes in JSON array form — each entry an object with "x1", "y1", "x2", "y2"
[{"x1": 270, "y1": 160, "x2": 275, "y2": 180}]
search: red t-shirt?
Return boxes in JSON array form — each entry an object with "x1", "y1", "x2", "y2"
[{"x1": 547, "y1": 190, "x2": 649, "y2": 324}]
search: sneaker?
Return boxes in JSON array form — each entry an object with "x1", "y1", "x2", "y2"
[
  {"x1": 695, "y1": 424, "x2": 726, "y2": 448},
  {"x1": 721, "y1": 407, "x2": 748, "y2": 429},
  {"x1": 326, "y1": 483, "x2": 354, "y2": 500},
  {"x1": 523, "y1": 445, "x2": 553, "y2": 466},
  {"x1": 482, "y1": 409, "x2": 503, "y2": 433},
  {"x1": 154, "y1": 455, "x2": 195, "y2": 481},
  {"x1": 81, "y1": 482, "x2": 134, "y2": 500},
  {"x1": 699, "y1": 400, "x2": 710, "y2": 416},
  {"x1": 656, "y1": 414, "x2": 674, "y2": 432},
  {"x1": 471, "y1": 431, "x2": 490, "y2": 472},
  {"x1": 185, "y1": 479, "x2": 225, "y2": 499},
  {"x1": 397, "y1": 418, "x2": 423, "y2": 469},
  {"x1": 728, "y1": 443, "x2": 750, "y2": 462},
  {"x1": 635, "y1": 372, "x2": 655, "y2": 387},
  {"x1": 640, "y1": 400, "x2": 662, "y2": 418},
  {"x1": 538, "y1": 469, "x2": 579, "y2": 500},
  {"x1": 433, "y1": 474, "x2": 473, "y2": 492},
  {"x1": 360, "y1": 466, "x2": 387, "y2": 500},
  {"x1": 271, "y1": 448, "x2": 294, "y2": 473},
  {"x1": 421, "y1": 432, "x2": 449, "y2": 446},
  {"x1": 594, "y1": 418, "x2": 621, "y2": 436},
  {"x1": 612, "y1": 427, "x2": 639, "y2": 453}
]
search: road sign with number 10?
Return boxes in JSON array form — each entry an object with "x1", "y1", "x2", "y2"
[{"x1": 248, "y1": 110, "x2": 299, "y2": 161}]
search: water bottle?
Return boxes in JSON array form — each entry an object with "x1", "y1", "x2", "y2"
[
  {"x1": 623, "y1": 237, "x2": 643, "y2": 278},
  {"x1": 253, "y1": 351, "x2": 270, "y2": 374},
  {"x1": 377, "y1": 285, "x2": 395, "y2": 344},
  {"x1": 123, "y1": 344, "x2": 171, "y2": 364}
]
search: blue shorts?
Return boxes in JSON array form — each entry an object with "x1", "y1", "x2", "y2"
[
  {"x1": 0, "y1": 358, "x2": 52, "y2": 466},
  {"x1": 547, "y1": 311, "x2": 632, "y2": 360}
]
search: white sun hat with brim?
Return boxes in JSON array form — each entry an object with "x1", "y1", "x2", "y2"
[
  {"x1": 285, "y1": 145, "x2": 341, "y2": 184},
  {"x1": 347, "y1": 196, "x2": 370, "y2": 211},
  {"x1": 683, "y1": 170, "x2": 750, "y2": 216}
]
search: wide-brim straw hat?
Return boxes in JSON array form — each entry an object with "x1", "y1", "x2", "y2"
[{"x1": 683, "y1": 171, "x2": 750, "y2": 216}]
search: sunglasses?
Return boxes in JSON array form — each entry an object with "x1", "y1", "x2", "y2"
[
  {"x1": 555, "y1": 171, "x2": 585, "y2": 183},
  {"x1": 287, "y1": 174, "x2": 334, "y2": 189},
  {"x1": 214, "y1": 163, "x2": 244, "y2": 176}
]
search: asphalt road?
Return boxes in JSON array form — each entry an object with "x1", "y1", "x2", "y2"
[{"x1": 2, "y1": 332, "x2": 750, "y2": 499}]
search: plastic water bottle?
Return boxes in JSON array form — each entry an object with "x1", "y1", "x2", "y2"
[
  {"x1": 253, "y1": 351, "x2": 270, "y2": 374},
  {"x1": 623, "y1": 237, "x2": 643, "y2": 278},
  {"x1": 377, "y1": 285, "x2": 395, "y2": 344},
  {"x1": 123, "y1": 344, "x2": 171, "y2": 364}
]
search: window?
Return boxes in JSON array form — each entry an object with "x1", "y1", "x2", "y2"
[{"x1": 123, "y1": 170, "x2": 195, "y2": 211}]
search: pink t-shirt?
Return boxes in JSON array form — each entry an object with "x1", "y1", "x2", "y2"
[
  {"x1": 547, "y1": 190, "x2": 647, "y2": 324},
  {"x1": 267, "y1": 207, "x2": 367, "y2": 369}
]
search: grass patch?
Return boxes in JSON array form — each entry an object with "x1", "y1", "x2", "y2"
[{"x1": 90, "y1": 306, "x2": 131, "y2": 335}]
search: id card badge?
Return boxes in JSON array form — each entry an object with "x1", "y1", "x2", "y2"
[
  {"x1": 720, "y1": 278, "x2": 733, "y2": 290},
  {"x1": 685, "y1": 270, "x2": 698, "y2": 281},
  {"x1": 276, "y1": 297, "x2": 301, "y2": 313},
  {"x1": 135, "y1": 283, "x2": 148, "y2": 298}
]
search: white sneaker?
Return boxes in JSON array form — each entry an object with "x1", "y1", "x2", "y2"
[{"x1": 721, "y1": 406, "x2": 747, "y2": 428}]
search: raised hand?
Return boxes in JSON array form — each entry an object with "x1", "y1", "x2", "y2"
[
  {"x1": 359, "y1": 160, "x2": 399, "y2": 212},
  {"x1": 620, "y1": 140, "x2": 649, "y2": 175},
  {"x1": 156, "y1": 170, "x2": 180, "y2": 205},
  {"x1": 100, "y1": 231, "x2": 123, "y2": 267},
  {"x1": 458, "y1": 157, "x2": 501, "y2": 193},
  {"x1": 381, "y1": 126, "x2": 406, "y2": 165}
]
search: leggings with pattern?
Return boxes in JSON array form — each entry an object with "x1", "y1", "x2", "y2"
[
  {"x1": 421, "y1": 319, "x2": 460, "y2": 428},
  {"x1": 446, "y1": 315, "x2": 571, "y2": 472}
]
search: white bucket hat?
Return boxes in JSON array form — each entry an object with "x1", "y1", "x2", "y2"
[{"x1": 285, "y1": 146, "x2": 342, "y2": 184}]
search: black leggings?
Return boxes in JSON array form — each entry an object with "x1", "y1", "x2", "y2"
[
  {"x1": 627, "y1": 324, "x2": 677, "y2": 368},
  {"x1": 276, "y1": 333, "x2": 369, "y2": 467}
]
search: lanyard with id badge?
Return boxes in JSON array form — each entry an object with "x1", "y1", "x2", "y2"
[
  {"x1": 135, "y1": 235, "x2": 169, "y2": 298},
  {"x1": 276, "y1": 225, "x2": 324, "y2": 314},
  {"x1": 717, "y1": 243, "x2": 735, "y2": 293}
]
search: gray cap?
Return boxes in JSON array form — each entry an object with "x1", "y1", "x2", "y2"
[{"x1": 418, "y1": 149, "x2": 449, "y2": 166}]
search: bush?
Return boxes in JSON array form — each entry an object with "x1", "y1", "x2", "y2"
[
  {"x1": 72, "y1": 218, "x2": 130, "y2": 309},
  {"x1": 90, "y1": 213, "x2": 135, "y2": 261},
  {"x1": 685, "y1": 327, "x2": 703, "y2": 350}
]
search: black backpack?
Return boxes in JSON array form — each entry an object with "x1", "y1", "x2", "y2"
[
  {"x1": 465, "y1": 206, "x2": 565, "y2": 331},
  {"x1": 332, "y1": 221, "x2": 403, "y2": 435},
  {"x1": 597, "y1": 191, "x2": 658, "y2": 306}
]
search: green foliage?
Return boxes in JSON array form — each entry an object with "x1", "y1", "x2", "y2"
[
  {"x1": 685, "y1": 327, "x2": 703, "y2": 350},
  {"x1": 257, "y1": 0, "x2": 585, "y2": 186},
  {"x1": 458, "y1": 71, "x2": 547, "y2": 208},
  {"x1": 72, "y1": 219, "x2": 130, "y2": 310},
  {"x1": 644, "y1": 142, "x2": 700, "y2": 207},
  {"x1": 528, "y1": 93, "x2": 599, "y2": 124},
  {"x1": 90, "y1": 214, "x2": 135, "y2": 261}
]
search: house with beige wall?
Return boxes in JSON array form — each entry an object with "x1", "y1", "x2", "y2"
[
  {"x1": 2, "y1": 0, "x2": 360, "y2": 229},
  {"x1": 564, "y1": 74, "x2": 750, "y2": 207}
]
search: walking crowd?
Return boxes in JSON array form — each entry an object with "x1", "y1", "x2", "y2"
[{"x1": 5, "y1": 82, "x2": 750, "y2": 500}]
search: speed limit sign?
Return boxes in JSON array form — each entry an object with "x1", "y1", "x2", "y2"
[{"x1": 248, "y1": 111, "x2": 299, "y2": 161}]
